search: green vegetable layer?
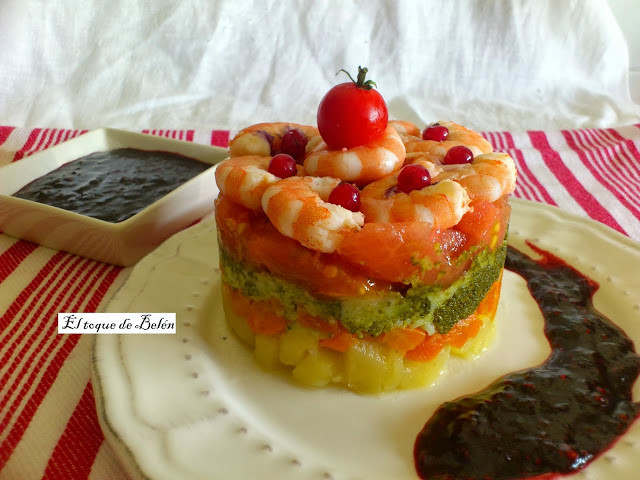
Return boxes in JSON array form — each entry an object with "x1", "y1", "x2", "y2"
[{"x1": 218, "y1": 238, "x2": 507, "y2": 336}]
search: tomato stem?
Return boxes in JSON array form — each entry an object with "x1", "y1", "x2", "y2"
[{"x1": 336, "y1": 66, "x2": 377, "y2": 90}]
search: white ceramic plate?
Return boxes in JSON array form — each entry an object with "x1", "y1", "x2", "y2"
[
  {"x1": 0, "y1": 128, "x2": 228, "y2": 266},
  {"x1": 92, "y1": 199, "x2": 640, "y2": 480}
]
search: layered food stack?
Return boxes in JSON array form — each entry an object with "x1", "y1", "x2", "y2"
[{"x1": 214, "y1": 67, "x2": 517, "y2": 393}]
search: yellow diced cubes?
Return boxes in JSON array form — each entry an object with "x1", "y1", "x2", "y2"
[
  {"x1": 292, "y1": 349, "x2": 343, "y2": 388},
  {"x1": 254, "y1": 334, "x2": 280, "y2": 370},
  {"x1": 345, "y1": 342, "x2": 403, "y2": 393},
  {"x1": 400, "y1": 347, "x2": 450, "y2": 389},
  {"x1": 279, "y1": 324, "x2": 320, "y2": 366}
]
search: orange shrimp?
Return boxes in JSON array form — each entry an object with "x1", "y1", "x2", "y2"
[
  {"x1": 303, "y1": 125, "x2": 405, "y2": 185},
  {"x1": 229, "y1": 122, "x2": 319, "y2": 158},
  {"x1": 261, "y1": 176, "x2": 364, "y2": 253},
  {"x1": 432, "y1": 152, "x2": 517, "y2": 203},
  {"x1": 388, "y1": 120, "x2": 421, "y2": 142},
  {"x1": 360, "y1": 173, "x2": 470, "y2": 228},
  {"x1": 214, "y1": 155, "x2": 303, "y2": 210},
  {"x1": 405, "y1": 120, "x2": 493, "y2": 163}
]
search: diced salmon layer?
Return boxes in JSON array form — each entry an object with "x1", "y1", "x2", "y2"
[{"x1": 215, "y1": 195, "x2": 510, "y2": 299}]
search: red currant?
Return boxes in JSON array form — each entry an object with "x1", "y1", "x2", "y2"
[
  {"x1": 328, "y1": 182, "x2": 361, "y2": 212},
  {"x1": 267, "y1": 154, "x2": 297, "y2": 178},
  {"x1": 422, "y1": 124, "x2": 449, "y2": 142},
  {"x1": 280, "y1": 129, "x2": 308, "y2": 163},
  {"x1": 397, "y1": 164, "x2": 431, "y2": 194},
  {"x1": 443, "y1": 145, "x2": 473, "y2": 165}
]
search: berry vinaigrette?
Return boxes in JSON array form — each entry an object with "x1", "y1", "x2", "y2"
[{"x1": 414, "y1": 243, "x2": 640, "y2": 480}]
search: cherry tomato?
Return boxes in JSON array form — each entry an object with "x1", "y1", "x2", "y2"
[{"x1": 317, "y1": 66, "x2": 388, "y2": 150}]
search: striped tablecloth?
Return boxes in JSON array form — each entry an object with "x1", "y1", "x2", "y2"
[{"x1": 1, "y1": 123, "x2": 640, "y2": 480}]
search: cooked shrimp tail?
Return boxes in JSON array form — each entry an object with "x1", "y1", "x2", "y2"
[
  {"x1": 433, "y1": 152, "x2": 517, "y2": 203},
  {"x1": 229, "y1": 122, "x2": 319, "y2": 159},
  {"x1": 262, "y1": 176, "x2": 364, "y2": 253},
  {"x1": 215, "y1": 155, "x2": 303, "y2": 210},
  {"x1": 304, "y1": 125, "x2": 406, "y2": 185}
]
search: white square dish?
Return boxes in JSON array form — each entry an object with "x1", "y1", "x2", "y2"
[{"x1": 0, "y1": 128, "x2": 228, "y2": 266}]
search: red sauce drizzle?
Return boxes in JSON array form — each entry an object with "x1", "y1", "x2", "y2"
[{"x1": 414, "y1": 243, "x2": 640, "y2": 480}]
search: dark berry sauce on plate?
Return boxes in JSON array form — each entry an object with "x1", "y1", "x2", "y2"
[
  {"x1": 414, "y1": 243, "x2": 640, "y2": 480},
  {"x1": 12, "y1": 148, "x2": 211, "y2": 223}
]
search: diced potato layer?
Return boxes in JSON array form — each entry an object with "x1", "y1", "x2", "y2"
[{"x1": 222, "y1": 289, "x2": 496, "y2": 394}]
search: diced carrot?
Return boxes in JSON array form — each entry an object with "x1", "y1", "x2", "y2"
[
  {"x1": 224, "y1": 284, "x2": 252, "y2": 318},
  {"x1": 405, "y1": 334, "x2": 448, "y2": 361},
  {"x1": 378, "y1": 327, "x2": 427, "y2": 354},
  {"x1": 446, "y1": 314, "x2": 483, "y2": 349},
  {"x1": 297, "y1": 308, "x2": 339, "y2": 335},
  {"x1": 294, "y1": 307, "x2": 357, "y2": 351},
  {"x1": 319, "y1": 326, "x2": 358, "y2": 352},
  {"x1": 246, "y1": 309, "x2": 287, "y2": 335},
  {"x1": 224, "y1": 284, "x2": 287, "y2": 336},
  {"x1": 476, "y1": 274, "x2": 502, "y2": 316}
]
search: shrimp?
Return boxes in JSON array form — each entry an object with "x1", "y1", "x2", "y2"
[
  {"x1": 405, "y1": 120, "x2": 493, "y2": 163},
  {"x1": 229, "y1": 122, "x2": 319, "y2": 158},
  {"x1": 432, "y1": 152, "x2": 517, "y2": 203},
  {"x1": 261, "y1": 176, "x2": 364, "y2": 253},
  {"x1": 360, "y1": 173, "x2": 470, "y2": 229},
  {"x1": 388, "y1": 120, "x2": 421, "y2": 142},
  {"x1": 215, "y1": 155, "x2": 303, "y2": 210},
  {"x1": 303, "y1": 125, "x2": 405, "y2": 185}
]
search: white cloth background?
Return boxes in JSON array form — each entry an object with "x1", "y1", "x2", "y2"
[{"x1": 0, "y1": 0, "x2": 638, "y2": 133}]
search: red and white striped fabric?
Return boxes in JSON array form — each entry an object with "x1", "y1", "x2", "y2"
[
  {"x1": 1, "y1": 124, "x2": 640, "y2": 480},
  {"x1": 0, "y1": 127, "x2": 230, "y2": 480}
]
